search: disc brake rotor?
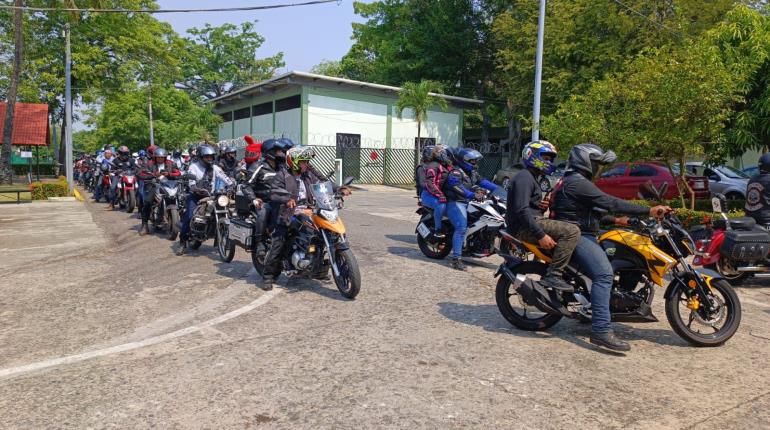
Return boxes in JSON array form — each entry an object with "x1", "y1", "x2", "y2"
[{"x1": 692, "y1": 294, "x2": 727, "y2": 326}]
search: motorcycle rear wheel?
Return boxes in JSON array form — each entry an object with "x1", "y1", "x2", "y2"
[
  {"x1": 189, "y1": 239, "x2": 202, "y2": 250},
  {"x1": 495, "y1": 261, "x2": 563, "y2": 331},
  {"x1": 665, "y1": 278, "x2": 741, "y2": 346},
  {"x1": 417, "y1": 233, "x2": 451, "y2": 259},
  {"x1": 333, "y1": 248, "x2": 361, "y2": 299},
  {"x1": 216, "y1": 220, "x2": 236, "y2": 263},
  {"x1": 166, "y1": 208, "x2": 179, "y2": 241},
  {"x1": 707, "y1": 261, "x2": 749, "y2": 284}
]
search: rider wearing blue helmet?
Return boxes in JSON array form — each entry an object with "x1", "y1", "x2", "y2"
[{"x1": 506, "y1": 140, "x2": 580, "y2": 292}]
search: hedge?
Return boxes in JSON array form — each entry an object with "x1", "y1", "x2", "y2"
[
  {"x1": 29, "y1": 180, "x2": 69, "y2": 200},
  {"x1": 625, "y1": 199, "x2": 744, "y2": 229}
]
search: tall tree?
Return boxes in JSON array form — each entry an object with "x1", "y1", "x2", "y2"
[
  {"x1": 0, "y1": 0, "x2": 24, "y2": 185},
  {"x1": 310, "y1": 59, "x2": 343, "y2": 77},
  {"x1": 394, "y1": 80, "x2": 448, "y2": 145},
  {"x1": 177, "y1": 22, "x2": 284, "y2": 100}
]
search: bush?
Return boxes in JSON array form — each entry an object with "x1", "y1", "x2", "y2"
[
  {"x1": 29, "y1": 180, "x2": 69, "y2": 200},
  {"x1": 629, "y1": 198, "x2": 745, "y2": 212}
]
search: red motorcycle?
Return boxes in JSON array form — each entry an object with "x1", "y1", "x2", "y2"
[
  {"x1": 116, "y1": 168, "x2": 137, "y2": 213},
  {"x1": 692, "y1": 194, "x2": 770, "y2": 283}
]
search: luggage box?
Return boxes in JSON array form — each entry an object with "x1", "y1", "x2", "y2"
[
  {"x1": 228, "y1": 218, "x2": 254, "y2": 248},
  {"x1": 720, "y1": 229, "x2": 770, "y2": 261}
]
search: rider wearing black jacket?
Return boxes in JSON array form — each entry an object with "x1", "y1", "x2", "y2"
[
  {"x1": 108, "y1": 145, "x2": 136, "y2": 210},
  {"x1": 218, "y1": 145, "x2": 239, "y2": 178},
  {"x1": 745, "y1": 153, "x2": 770, "y2": 225}
]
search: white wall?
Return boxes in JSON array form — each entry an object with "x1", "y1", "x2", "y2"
[
  {"x1": 391, "y1": 108, "x2": 459, "y2": 149},
  {"x1": 252, "y1": 114, "x2": 272, "y2": 141},
  {"x1": 218, "y1": 122, "x2": 232, "y2": 141},
  {"x1": 275, "y1": 108, "x2": 301, "y2": 143},
  {"x1": 233, "y1": 118, "x2": 250, "y2": 139},
  {"x1": 307, "y1": 94, "x2": 388, "y2": 148}
]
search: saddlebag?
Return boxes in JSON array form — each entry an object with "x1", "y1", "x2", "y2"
[
  {"x1": 228, "y1": 218, "x2": 254, "y2": 248},
  {"x1": 720, "y1": 229, "x2": 770, "y2": 262}
]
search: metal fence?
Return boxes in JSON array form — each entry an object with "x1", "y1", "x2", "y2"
[{"x1": 308, "y1": 146, "x2": 416, "y2": 185}]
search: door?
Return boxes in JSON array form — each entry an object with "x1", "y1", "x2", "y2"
[
  {"x1": 336, "y1": 133, "x2": 361, "y2": 181},
  {"x1": 626, "y1": 164, "x2": 662, "y2": 199},
  {"x1": 595, "y1": 163, "x2": 628, "y2": 198}
]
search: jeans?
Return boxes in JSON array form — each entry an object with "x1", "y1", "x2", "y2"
[
  {"x1": 109, "y1": 175, "x2": 119, "y2": 204},
  {"x1": 179, "y1": 195, "x2": 200, "y2": 241},
  {"x1": 446, "y1": 201, "x2": 468, "y2": 258},
  {"x1": 93, "y1": 173, "x2": 103, "y2": 201},
  {"x1": 420, "y1": 190, "x2": 445, "y2": 231},
  {"x1": 571, "y1": 234, "x2": 614, "y2": 333}
]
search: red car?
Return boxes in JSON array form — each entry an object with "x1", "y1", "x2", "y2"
[{"x1": 594, "y1": 162, "x2": 710, "y2": 200}]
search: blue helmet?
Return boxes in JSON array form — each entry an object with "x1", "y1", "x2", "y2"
[
  {"x1": 452, "y1": 148, "x2": 483, "y2": 173},
  {"x1": 522, "y1": 140, "x2": 558, "y2": 175},
  {"x1": 277, "y1": 137, "x2": 295, "y2": 150},
  {"x1": 138, "y1": 149, "x2": 146, "y2": 158},
  {"x1": 262, "y1": 138, "x2": 292, "y2": 162},
  {"x1": 760, "y1": 153, "x2": 770, "y2": 174}
]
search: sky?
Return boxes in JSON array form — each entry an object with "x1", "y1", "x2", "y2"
[{"x1": 156, "y1": 0, "x2": 365, "y2": 72}]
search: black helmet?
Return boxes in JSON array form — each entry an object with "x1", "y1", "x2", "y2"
[
  {"x1": 760, "y1": 153, "x2": 770, "y2": 174},
  {"x1": 421, "y1": 145, "x2": 435, "y2": 162},
  {"x1": 223, "y1": 145, "x2": 237, "y2": 155},
  {"x1": 173, "y1": 149, "x2": 182, "y2": 158},
  {"x1": 566, "y1": 143, "x2": 617, "y2": 179},
  {"x1": 198, "y1": 145, "x2": 217, "y2": 165},
  {"x1": 153, "y1": 148, "x2": 168, "y2": 159}
]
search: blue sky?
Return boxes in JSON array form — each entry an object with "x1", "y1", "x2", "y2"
[{"x1": 156, "y1": 0, "x2": 365, "y2": 72}]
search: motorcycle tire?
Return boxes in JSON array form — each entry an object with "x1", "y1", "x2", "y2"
[
  {"x1": 216, "y1": 220, "x2": 236, "y2": 263},
  {"x1": 166, "y1": 209, "x2": 180, "y2": 241},
  {"x1": 417, "y1": 234, "x2": 452, "y2": 260},
  {"x1": 495, "y1": 261, "x2": 563, "y2": 331},
  {"x1": 333, "y1": 248, "x2": 361, "y2": 299},
  {"x1": 126, "y1": 190, "x2": 136, "y2": 213},
  {"x1": 189, "y1": 239, "x2": 202, "y2": 250},
  {"x1": 664, "y1": 278, "x2": 741, "y2": 347},
  {"x1": 706, "y1": 262, "x2": 749, "y2": 284},
  {"x1": 251, "y1": 237, "x2": 270, "y2": 276}
]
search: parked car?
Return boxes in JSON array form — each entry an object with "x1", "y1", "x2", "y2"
[
  {"x1": 493, "y1": 162, "x2": 565, "y2": 192},
  {"x1": 743, "y1": 166, "x2": 759, "y2": 177},
  {"x1": 594, "y1": 162, "x2": 710, "y2": 200},
  {"x1": 684, "y1": 162, "x2": 748, "y2": 200}
]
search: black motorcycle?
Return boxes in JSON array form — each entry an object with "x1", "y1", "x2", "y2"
[
  {"x1": 149, "y1": 175, "x2": 183, "y2": 240},
  {"x1": 188, "y1": 185, "x2": 236, "y2": 259}
]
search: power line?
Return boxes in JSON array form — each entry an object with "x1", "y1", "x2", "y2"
[
  {"x1": 0, "y1": 0, "x2": 338, "y2": 14},
  {"x1": 609, "y1": 0, "x2": 683, "y2": 38}
]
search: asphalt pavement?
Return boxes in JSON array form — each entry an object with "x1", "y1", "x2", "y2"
[{"x1": 1, "y1": 186, "x2": 769, "y2": 429}]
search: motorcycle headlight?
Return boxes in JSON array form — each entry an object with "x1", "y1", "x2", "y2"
[
  {"x1": 217, "y1": 195, "x2": 230, "y2": 207},
  {"x1": 320, "y1": 209, "x2": 338, "y2": 222}
]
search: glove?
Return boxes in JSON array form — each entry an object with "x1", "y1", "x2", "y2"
[{"x1": 473, "y1": 190, "x2": 486, "y2": 201}]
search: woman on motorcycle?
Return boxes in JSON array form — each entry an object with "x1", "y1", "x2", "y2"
[{"x1": 420, "y1": 145, "x2": 450, "y2": 240}]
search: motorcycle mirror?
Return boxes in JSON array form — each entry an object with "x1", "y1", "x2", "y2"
[{"x1": 712, "y1": 194, "x2": 727, "y2": 214}]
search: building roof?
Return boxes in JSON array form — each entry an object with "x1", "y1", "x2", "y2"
[
  {"x1": 210, "y1": 71, "x2": 483, "y2": 110},
  {"x1": 0, "y1": 102, "x2": 50, "y2": 146}
]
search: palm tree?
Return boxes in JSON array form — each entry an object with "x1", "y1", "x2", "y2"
[
  {"x1": 395, "y1": 80, "x2": 448, "y2": 149},
  {"x1": 0, "y1": 0, "x2": 24, "y2": 185}
]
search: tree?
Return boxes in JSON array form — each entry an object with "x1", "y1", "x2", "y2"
[
  {"x1": 543, "y1": 41, "x2": 738, "y2": 208},
  {"x1": 0, "y1": 0, "x2": 23, "y2": 184},
  {"x1": 394, "y1": 80, "x2": 449, "y2": 145},
  {"x1": 178, "y1": 22, "x2": 284, "y2": 100},
  {"x1": 310, "y1": 60, "x2": 343, "y2": 77}
]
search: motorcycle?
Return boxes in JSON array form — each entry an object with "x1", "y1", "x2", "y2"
[
  {"x1": 692, "y1": 193, "x2": 770, "y2": 283},
  {"x1": 494, "y1": 210, "x2": 742, "y2": 347},
  {"x1": 416, "y1": 187, "x2": 510, "y2": 259},
  {"x1": 251, "y1": 178, "x2": 361, "y2": 299},
  {"x1": 220, "y1": 183, "x2": 270, "y2": 266},
  {"x1": 115, "y1": 168, "x2": 137, "y2": 213},
  {"x1": 149, "y1": 175, "x2": 183, "y2": 241},
  {"x1": 187, "y1": 183, "x2": 235, "y2": 257},
  {"x1": 98, "y1": 166, "x2": 112, "y2": 203}
]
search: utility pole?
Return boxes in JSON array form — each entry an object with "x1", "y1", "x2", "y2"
[
  {"x1": 65, "y1": 22, "x2": 74, "y2": 194},
  {"x1": 148, "y1": 90, "x2": 155, "y2": 147},
  {"x1": 531, "y1": 0, "x2": 546, "y2": 142}
]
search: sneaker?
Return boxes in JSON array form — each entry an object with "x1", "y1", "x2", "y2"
[
  {"x1": 590, "y1": 331, "x2": 631, "y2": 352},
  {"x1": 176, "y1": 240, "x2": 187, "y2": 256},
  {"x1": 539, "y1": 275, "x2": 573, "y2": 292},
  {"x1": 449, "y1": 257, "x2": 466, "y2": 271},
  {"x1": 261, "y1": 276, "x2": 274, "y2": 291},
  {"x1": 139, "y1": 222, "x2": 149, "y2": 236}
]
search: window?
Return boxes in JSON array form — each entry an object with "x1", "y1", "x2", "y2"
[
  {"x1": 704, "y1": 168, "x2": 720, "y2": 182},
  {"x1": 233, "y1": 107, "x2": 250, "y2": 120},
  {"x1": 220, "y1": 111, "x2": 232, "y2": 122},
  {"x1": 717, "y1": 166, "x2": 749, "y2": 179},
  {"x1": 275, "y1": 95, "x2": 301, "y2": 112},
  {"x1": 252, "y1": 101, "x2": 272, "y2": 116},
  {"x1": 629, "y1": 165, "x2": 658, "y2": 177},
  {"x1": 601, "y1": 165, "x2": 626, "y2": 178}
]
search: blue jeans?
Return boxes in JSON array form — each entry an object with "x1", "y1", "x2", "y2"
[
  {"x1": 446, "y1": 201, "x2": 468, "y2": 258},
  {"x1": 180, "y1": 195, "x2": 200, "y2": 241},
  {"x1": 109, "y1": 175, "x2": 119, "y2": 204},
  {"x1": 571, "y1": 234, "x2": 614, "y2": 333},
  {"x1": 420, "y1": 190, "x2": 445, "y2": 231},
  {"x1": 93, "y1": 173, "x2": 103, "y2": 201}
]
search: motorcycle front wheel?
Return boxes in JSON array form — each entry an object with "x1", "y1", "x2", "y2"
[
  {"x1": 216, "y1": 220, "x2": 236, "y2": 263},
  {"x1": 126, "y1": 190, "x2": 136, "y2": 213},
  {"x1": 665, "y1": 278, "x2": 741, "y2": 346},
  {"x1": 166, "y1": 208, "x2": 179, "y2": 241},
  {"x1": 495, "y1": 261, "x2": 563, "y2": 331},
  {"x1": 333, "y1": 248, "x2": 361, "y2": 299}
]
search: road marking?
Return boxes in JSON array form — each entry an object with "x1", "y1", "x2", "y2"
[{"x1": 0, "y1": 287, "x2": 282, "y2": 380}]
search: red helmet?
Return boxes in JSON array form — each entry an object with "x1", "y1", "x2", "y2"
[
  {"x1": 244, "y1": 135, "x2": 262, "y2": 164},
  {"x1": 147, "y1": 144, "x2": 158, "y2": 156}
]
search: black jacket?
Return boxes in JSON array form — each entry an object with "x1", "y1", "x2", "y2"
[
  {"x1": 746, "y1": 173, "x2": 770, "y2": 224},
  {"x1": 218, "y1": 157, "x2": 239, "y2": 178},
  {"x1": 242, "y1": 160, "x2": 278, "y2": 201},
  {"x1": 270, "y1": 166, "x2": 326, "y2": 225},
  {"x1": 506, "y1": 169, "x2": 546, "y2": 239},
  {"x1": 551, "y1": 171, "x2": 649, "y2": 233},
  {"x1": 110, "y1": 157, "x2": 136, "y2": 173}
]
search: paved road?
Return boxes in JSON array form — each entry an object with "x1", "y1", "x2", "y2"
[{"x1": 1, "y1": 188, "x2": 769, "y2": 429}]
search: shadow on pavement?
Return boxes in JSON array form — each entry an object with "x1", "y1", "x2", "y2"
[
  {"x1": 385, "y1": 234, "x2": 417, "y2": 244},
  {"x1": 437, "y1": 302, "x2": 689, "y2": 353}
]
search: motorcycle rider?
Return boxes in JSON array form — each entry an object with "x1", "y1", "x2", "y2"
[
  {"x1": 171, "y1": 149, "x2": 184, "y2": 170},
  {"x1": 108, "y1": 145, "x2": 136, "y2": 210},
  {"x1": 506, "y1": 141, "x2": 580, "y2": 291},
  {"x1": 97, "y1": 149, "x2": 116, "y2": 205},
  {"x1": 443, "y1": 147, "x2": 498, "y2": 270},
  {"x1": 92, "y1": 149, "x2": 105, "y2": 202},
  {"x1": 744, "y1": 153, "x2": 770, "y2": 225},
  {"x1": 241, "y1": 136, "x2": 262, "y2": 170},
  {"x1": 415, "y1": 145, "x2": 435, "y2": 199},
  {"x1": 177, "y1": 145, "x2": 234, "y2": 255},
  {"x1": 219, "y1": 145, "x2": 239, "y2": 178},
  {"x1": 420, "y1": 145, "x2": 451, "y2": 240},
  {"x1": 137, "y1": 148, "x2": 182, "y2": 235},
  {"x1": 549, "y1": 143, "x2": 671, "y2": 351}
]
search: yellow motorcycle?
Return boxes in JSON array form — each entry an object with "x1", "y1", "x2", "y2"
[{"x1": 495, "y1": 213, "x2": 741, "y2": 346}]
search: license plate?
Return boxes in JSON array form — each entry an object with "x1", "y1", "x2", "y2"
[
  {"x1": 693, "y1": 181, "x2": 705, "y2": 189},
  {"x1": 417, "y1": 222, "x2": 431, "y2": 238}
]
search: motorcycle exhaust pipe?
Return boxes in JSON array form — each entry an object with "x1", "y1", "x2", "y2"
[
  {"x1": 500, "y1": 266, "x2": 568, "y2": 316},
  {"x1": 736, "y1": 266, "x2": 770, "y2": 272}
]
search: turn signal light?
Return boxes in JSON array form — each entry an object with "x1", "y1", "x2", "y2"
[{"x1": 688, "y1": 280, "x2": 697, "y2": 289}]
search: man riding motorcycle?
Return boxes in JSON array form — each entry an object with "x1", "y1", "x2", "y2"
[
  {"x1": 744, "y1": 153, "x2": 770, "y2": 225},
  {"x1": 550, "y1": 143, "x2": 671, "y2": 351},
  {"x1": 138, "y1": 148, "x2": 182, "y2": 236},
  {"x1": 219, "y1": 145, "x2": 239, "y2": 178},
  {"x1": 443, "y1": 147, "x2": 498, "y2": 271},
  {"x1": 108, "y1": 145, "x2": 136, "y2": 210},
  {"x1": 177, "y1": 145, "x2": 234, "y2": 255},
  {"x1": 171, "y1": 149, "x2": 184, "y2": 170},
  {"x1": 506, "y1": 141, "x2": 580, "y2": 291}
]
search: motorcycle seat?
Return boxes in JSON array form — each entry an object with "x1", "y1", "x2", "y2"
[{"x1": 713, "y1": 217, "x2": 756, "y2": 231}]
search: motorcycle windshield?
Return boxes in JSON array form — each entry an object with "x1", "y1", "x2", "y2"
[
  {"x1": 311, "y1": 181, "x2": 336, "y2": 211},
  {"x1": 491, "y1": 187, "x2": 507, "y2": 203}
]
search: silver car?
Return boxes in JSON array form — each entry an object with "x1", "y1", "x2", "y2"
[{"x1": 684, "y1": 162, "x2": 749, "y2": 199}]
